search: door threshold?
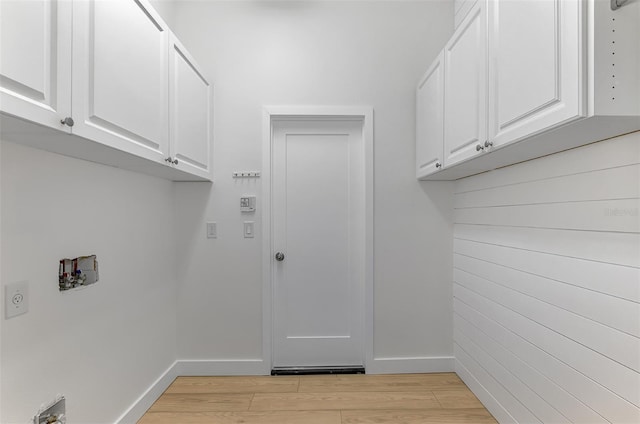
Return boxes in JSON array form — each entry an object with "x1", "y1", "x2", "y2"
[{"x1": 271, "y1": 366, "x2": 365, "y2": 376}]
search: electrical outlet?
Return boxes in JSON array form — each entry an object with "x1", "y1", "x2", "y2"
[{"x1": 5, "y1": 281, "x2": 28, "y2": 319}]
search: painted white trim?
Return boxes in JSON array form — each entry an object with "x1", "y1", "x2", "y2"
[
  {"x1": 115, "y1": 359, "x2": 268, "y2": 423},
  {"x1": 366, "y1": 356, "x2": 455, "y2": 375},
  {"x1": 262, "y1": 106, "x2": 374, "y2": 373},
  {"x1": 115, "y1": 361, "x2": 179, "y2": 424},
  {"x1": 175, "y1": 359, "x2": 267, "y2": 376}
]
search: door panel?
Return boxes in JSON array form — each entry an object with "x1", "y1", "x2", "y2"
[
  {"x1": 0, "y1": 0, "x2": 71, "y2": 131},
  {"x1": 72, "y1": 0, "x2": 169, "y2": 161},
  {"x1": 444, "y1": 0, "x2": 487, "y2": 167},
  {"x1": 272, "y1": 119, "x2": 365, "y2": 368},
  {"x1": 416, "y1": 51, "x2": 444, "y2": 179},
  {"x1": 170, "y1": 36, "x2": 212, "y2": 179},
  {"x1": 488, "y1": 0, "x2": 583, "y2": 147}
]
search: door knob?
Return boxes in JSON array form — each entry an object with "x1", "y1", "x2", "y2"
[
  {"x1": 60, "y1": 117, "x2": 74, "y2": 127},
  {"x1": 275, "y1": 252, "x2": 285, "y2": 261}
]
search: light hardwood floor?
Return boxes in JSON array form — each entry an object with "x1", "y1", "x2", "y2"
[{"x1": 138, "y1": 373, "x2": 497, "y2": 424}]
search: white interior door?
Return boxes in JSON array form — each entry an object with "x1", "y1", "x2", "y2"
[{"x1": 271, "y1": 118, "x2": 365, "y2": 369}]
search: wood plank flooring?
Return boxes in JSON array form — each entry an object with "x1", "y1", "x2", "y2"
[{"x1": 138, "y1": 373, "x2": 497, "y2": 424}]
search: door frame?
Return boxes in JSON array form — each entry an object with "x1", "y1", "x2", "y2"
[{"x1": 261, "y1": 106, "x2": 374, "y2": 374}]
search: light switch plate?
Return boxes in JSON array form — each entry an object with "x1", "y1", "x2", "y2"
[
  {"x1": 244, "y1": 221, "x2": 255, "y2": 238},
  {"x1": 5, "y1": 280, "x2": 29, "y2": 319},
  {"x1": 206, "y1": 222, "x2": 217, "y2": 239}
]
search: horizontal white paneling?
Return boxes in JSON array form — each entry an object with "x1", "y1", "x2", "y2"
[
  {"x1": 454, "y1": 344, "x2": 533, "y2": 424},
  {"x1": 455, "y1": 285, "x2": 640, "y2": 419},
  {"x1": 456, "y1": 224, "x2": 640, "y2": 267},
  {"x1": 455, "y1": 268, "x2": 640, "y2": 371},
  {"x1": 455, "y1": 324, "x2": 568, "y2": 423},
  {"x1": 454, "y1": 238, "x2": 640, "y2": 303},
  {"x1": 455, "y1": 198, "x2": 640, "y2": 233},
  {"x1": 454, "y1": 357, "x2": 517, "y2": 424},
  {"x1": 455, "y1": 164, "x2": 640, "y2": 209},
  {"x1": 454, "y1": 252, "x2": 640, "y2": 337},
  {"x1": 454, "y1": 132, "x2": 640, "y2": 423},
  {"x1": 455, "y1": 298, "x2": 635, "y2": 423}
]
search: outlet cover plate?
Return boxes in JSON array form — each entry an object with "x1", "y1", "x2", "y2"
[{"x1": 5, "y1": 280, "x2": 29, "y2": 319}]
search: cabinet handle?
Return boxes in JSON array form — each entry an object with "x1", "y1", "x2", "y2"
[
  {"x1": 60, "y1": 117, "x2": 74, "y2": 127},
  {"x1": 172, "y1": 158, "x2": 179, "y2": 165},
  {"x1": 476, "y1": 144, "x2": 484, "y2": 152},
  {"x1": 165, "y1": 157, "x2": 173, "y2": 163},
  {"x1": 484, "y1": 140, "x2": 494, "y2": 148},
  {"x1": 435, "y1": 162, "x2": 442, "y2": 168}
]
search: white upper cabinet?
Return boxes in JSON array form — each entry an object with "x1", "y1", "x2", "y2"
[
  {"x1": 488, "y1": 0, "x2": 583, "y2": 147},
  {"x1": 0, "y1": 0, "x2": 72, "y2": 132},
  {"x1": 416, "y1": 52, "x2": 444, "y2": 179},
  {"x1": 443, "y1": 0, "x2": 487, "y2": 167},
  {"x1": 417, "y1": 0, "x2": 639, "y2": 181},
  {"x1": 72, "y1": 0, "x2": 170, "y2": 163},
  {"x1": 0, "y1": 0, "x2": 212, "y2": 181},
  {"x1": 169, "y1": 35, "x2": 212, "y2": 180}
]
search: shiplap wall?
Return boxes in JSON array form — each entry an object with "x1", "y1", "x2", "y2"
[{"x1": 453, "y1": 131, "x2": 640, "y2": 423}]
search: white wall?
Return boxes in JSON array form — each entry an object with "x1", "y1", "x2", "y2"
[
  {"x1": 171, "y1": 0, "x2": 455, "y2": 371},
  {"x1": 0, "y1": 141, "x2": 177, "y2": 424},
  {"x1": 453, "y1": 132, "x2": 640, "y2": 423},
  {"x1": 148, "y1": 0, "x2": 176, "y2": 29}
]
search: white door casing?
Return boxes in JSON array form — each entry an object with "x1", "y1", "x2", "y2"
[{"x1": 262, "y1": 107, "x2": 374, "y2": 372}]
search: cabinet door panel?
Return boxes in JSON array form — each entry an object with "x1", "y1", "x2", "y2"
[
  {"x1": 170, "y1": 37, "x2": 212, "y2": 179},
  {"x1": 444, "y1": 1, "x2": 487, "y2": 167},
  {"x1": 73, "y1": 0, "x2": 169, "y2": 161},
  {"x1": 0, "y1": 0, "x2": 71, "y2": 131},
  {"x1": 416, "y1": 52, "x2": 444, "y2": 179},
  {"x1": 488, "y1": 0, "x2": 583, "y2": 147}
]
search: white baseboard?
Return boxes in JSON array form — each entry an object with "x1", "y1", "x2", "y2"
[
  {"x1": 115, "y1": 360, "x2": 179, "y2": 424},
  {"x1": 175, "y1": 359, "x2": 268, "y2": 376},
  {"x1": 366, "y1": 356, "x2": 454, "y2": 374},
  {"x1": 455, "y1": 358, "x2": 511, "y2": 424},
  {"x1": 114, "y1": 359, "x2": 267, "y2": 424}
]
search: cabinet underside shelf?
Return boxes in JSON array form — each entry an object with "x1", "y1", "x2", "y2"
[
  {"x1": 420, "y1": 116, "x2": 640, "y2": 181},
  {"x1": 0, "y1": 113, "x2": 212, "y2": 182}
]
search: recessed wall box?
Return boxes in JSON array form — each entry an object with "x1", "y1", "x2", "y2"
[{"x1": 240, "y1": 196, "x2": 256, "y2": 212}]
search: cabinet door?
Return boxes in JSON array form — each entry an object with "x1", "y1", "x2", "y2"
[
  {"x1": 0, "y1": 0, "x2": 71, "y2": 132},
  {"x1": 416, "y1": 52, "x2": 444, "y2": 179},
  {"x1": 443, "y1": 0, "x2": 487, "y2": 167},
  {"x1": 72, "y1": 0, "x2": 169, "y2": 162},
  {"x1": 488, "y1": 0, "x2": 583, "y2": 147},
  {"x1": 169, "y1": 35, "x2": 212, "y2": 180}
]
